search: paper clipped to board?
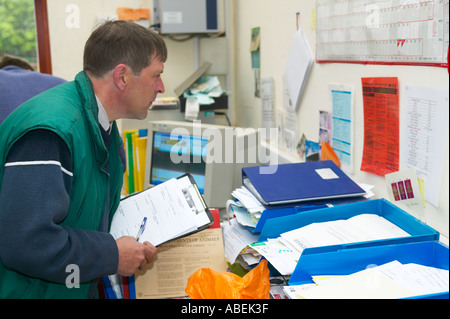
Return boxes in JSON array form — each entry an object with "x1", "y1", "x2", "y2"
[{"x1": 110, "y1": 174, "x2": 213, "y2": 247}]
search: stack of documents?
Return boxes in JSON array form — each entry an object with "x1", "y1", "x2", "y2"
[
  {"x1": 227, "y1": 161, "x2": 367, "y2": 232},
  {"x1": 284, "y1": 261, "x2": 449, "y2": 299},
  {"x1": 221, "y1": 218, "x2": 260, "y2": 270},
  {"x1": 249, "y1": 214, "x2": 411, "y2": 276},
  {"x1": 227, "y1": 186, "x2": 266, "y2": 229}
]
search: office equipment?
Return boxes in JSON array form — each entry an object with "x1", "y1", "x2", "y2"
[
  {"x1": 155, "y1": 0, "x2": 221, "y2": 34},
  {"x1": 242, "y1": 160, "x2": 366, "y2": 206},
  {"x1": 144, "y1": 120, "x2": 260, "y2": 208},
  {"x1": 149, "y1": 97, "x2": 180, "y2": 110},
  {"x1": 174, "y1": 62, "x2": 228, "y2": 113},
  {"x1": 110, "y1": 174, "x2": 213, "y2": 247},
  {"x1": 289, "y1": 241, "x2": 449, "y2": 299}
]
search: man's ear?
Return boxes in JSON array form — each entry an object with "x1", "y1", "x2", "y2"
[{"x1": 112, "y1": 64, "x2": 129, "y2": 91}]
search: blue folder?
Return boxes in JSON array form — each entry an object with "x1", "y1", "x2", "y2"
[{"x1": 242, "y1": 160, "x2": 366, "y2": 206}]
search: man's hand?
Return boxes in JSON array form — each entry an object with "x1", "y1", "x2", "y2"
[{"x1": 116, "y1": 236, "x2": 157, "y2": 277}]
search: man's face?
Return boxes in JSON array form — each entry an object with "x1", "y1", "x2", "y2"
[{"x1": 124, "y1": 57, "x2": 165, "y2": 120}]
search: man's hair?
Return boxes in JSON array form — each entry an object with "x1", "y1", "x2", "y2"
[
  {"x1": 0, "y1": 55, "x2": 34, "y2": 71},
  {"x1": 83, "y1": 20, "x2": 167, "y2": 78}
]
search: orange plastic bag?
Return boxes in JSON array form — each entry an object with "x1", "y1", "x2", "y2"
[{"x1": 185, "y1": 260, "x2": 270, "y2": 299}]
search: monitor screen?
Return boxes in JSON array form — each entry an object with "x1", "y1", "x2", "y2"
[{"x1": 150, "y1": 131, "x2": 208, "y2": 193}]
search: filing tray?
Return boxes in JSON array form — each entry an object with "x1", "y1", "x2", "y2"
[
  {"x1": 258, "y1": 199, "x2": 440, "y2": 248},
  {"x1": 288, "y1": 241, "x2": 449, "y2": 299}
]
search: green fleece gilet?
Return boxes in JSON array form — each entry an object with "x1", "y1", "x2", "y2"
[{"x1": 0, "y1": 71, "x2": 124, "y2": 298}]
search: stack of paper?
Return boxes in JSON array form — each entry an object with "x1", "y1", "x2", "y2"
[
  {"x1": 227, "y1": 186, "x2": 265, "y2": 229},
  {"x1": 221, "y1": 218, "x2": 260, "y2": 270},
  {"x1": 249, "y1": 214, "x2": 411, "y2": 276},
  {"x1": 287, "y1": 261, "x2": 449, "y2": 299}
]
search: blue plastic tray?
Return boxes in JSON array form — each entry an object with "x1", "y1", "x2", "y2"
[
  {"x1": 289, "y1": 241, "x2": 449, "y2": 299},
  {"x1": 258, "y1": 199, "x2": 440, "y2": 251}
]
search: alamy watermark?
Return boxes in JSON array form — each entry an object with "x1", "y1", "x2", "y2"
[
  {"x1": 168, "y1": 121, "x2": 279, "y2": 175},
  {"x1": 65, "y1": 264, "x2": 80, "y2": 289}
]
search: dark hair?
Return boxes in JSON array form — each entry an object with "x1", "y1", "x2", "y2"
[
  {"x1": 83, "y1": 20, "x2": 167, "y2": 78},
  {"x1": 0, "y1": 55, "x2": 34, "y2": 71}
]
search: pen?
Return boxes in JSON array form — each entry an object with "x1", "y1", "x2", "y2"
[{"x1": 136, "y1": 217, "x2": 147, "y2": 242}]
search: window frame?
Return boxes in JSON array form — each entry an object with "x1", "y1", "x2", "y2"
[{"x1": 34, "y1": 0, "x2": 52, "y2": 74}]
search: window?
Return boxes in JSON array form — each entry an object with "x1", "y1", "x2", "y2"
[{"x1": 0, "y1": 0, "x2": 51, "y2": 73}]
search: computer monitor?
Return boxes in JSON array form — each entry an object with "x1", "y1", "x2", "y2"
[{"x1": 144, "y1": 120, "x2": 261, "y2": 208}]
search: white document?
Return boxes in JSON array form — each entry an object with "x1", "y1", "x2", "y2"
[
  {"x1": 282, "y1": 80, "x2": 299, "y2": 154},
  {"x1": 221, "y1": 218, "x2": 260, "y2": 264},
  {"x1": 281, "y1": 214, "x2": 410, "y2": 254},
  {"x1": 298, "y1": 267, "x2": 417, "y2": 299},
  {"x1": 284, "y1": 27, "x2": 314, "y2": 111},
  {"x1": 298, "y1": 261, "x2": 449, "y2": 299},
  {"x1": 231, "y1": 186, "x2": 265, "y2": 216},
  {"x1": 250, "y1": 239, "x2": 301, "y2": 276},
  {"x1": 110, "y1": 176, "x2": 210, "y2": 247},
  {"x1": 400, "y1": 85, "x2": 449, "y2": 207},
  {"x1": 185, "y1": 97, "x2": 200, "y2": 121},
  {"x1": 261, "y1": 77, "x2": 275, "y2": 130},
  {"x1": 379, "y1": 262, "x2": 449, "y2": 296}
]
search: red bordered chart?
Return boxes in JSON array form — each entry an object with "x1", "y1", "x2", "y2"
[{"x1": 316, "y1": 0, "x2": 449, "y2": 68}]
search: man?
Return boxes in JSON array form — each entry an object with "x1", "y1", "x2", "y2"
[
  {"x1": 0, "y1": 20, "x2": 167, "y2": 298},
  {"x1": 0, "y1": 55, "x2": 67, "y2": 124}
]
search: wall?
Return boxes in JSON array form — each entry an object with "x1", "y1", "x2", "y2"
[
  {"x1": 230, "y1": 0, "x2": 449, "y2": 240},
  {"x1": 46, "y1": 0, "x2": 228, "y2": 98},
  {"x1": 46, "y1": 0, "x2": 449, "y2": 240}
]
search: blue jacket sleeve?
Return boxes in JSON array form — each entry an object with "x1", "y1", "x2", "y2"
[{"x1": 0, "y1": 130, "x2": 119, "y2": 284}]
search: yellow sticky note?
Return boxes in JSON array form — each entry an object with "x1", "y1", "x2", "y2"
[
  {"x1": 311, "y1": 9, "x2": 316, "y2": 30},
  {"x1": 417, "y1": 177, "x2": 426, "y2": 208}
]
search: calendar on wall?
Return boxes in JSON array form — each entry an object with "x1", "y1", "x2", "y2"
[{"x1": 316, "y1": 0, "x2": 449, "y2": 67}]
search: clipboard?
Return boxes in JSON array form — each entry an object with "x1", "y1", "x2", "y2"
[{"x1": 110, "y1": 174, "x2": 214, "y2": 247}]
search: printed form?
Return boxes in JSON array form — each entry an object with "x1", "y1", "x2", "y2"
[{"x1": 110, "y1": 177, "x2": 209, "y2": 246}]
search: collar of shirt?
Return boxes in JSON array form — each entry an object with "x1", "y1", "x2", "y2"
[{"x1": 95, "y1": 96, "x2": 112, "y2": 134}]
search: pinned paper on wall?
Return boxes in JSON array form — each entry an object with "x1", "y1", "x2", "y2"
[
  {"x1": 250, "y1": 27, "x2": 261, "y2": 97},
  {"x1": 319, "y1": 110, "x2": 332, "y2": 148},
  {"x1": 282, "y1": 79, "x2": 298, "y2": 154},
  {"x1": 360, "y1": 77, "x2": 399, "y2": 177},
  {"x1": 261, "y1": 77, "x2": 275, "y2": 131},
  {"x1": 385, "y1": 168, "x2": 425, "y2": 221},
  {"x1": 330, "y1": 85, "x2": 355, "y2": 174},
  {"x1": 284, "y1": 27, "x2": 314, "y2": 111},
  {"x1": 400, "y1": 85, "x2": 449, "y2": 207},
  {"x1": 117, "y1": 7, "x2": 150, "y2": 21},
  {"x1": 250, "y1": 27, "x2": 261, "y2": 69}
]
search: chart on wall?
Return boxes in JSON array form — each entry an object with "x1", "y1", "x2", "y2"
[{"x1": 316, "y1": 0, "x2": 449, "y2": 67}]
